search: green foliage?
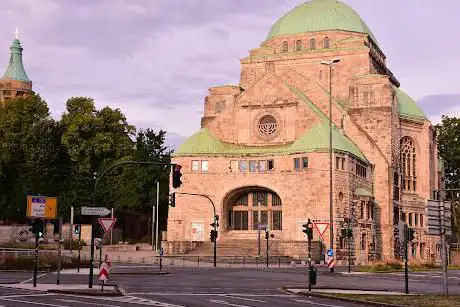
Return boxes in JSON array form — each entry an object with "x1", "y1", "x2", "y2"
[
  {"x1": 0, "y1": 94, "x2": 172, "y2": 231},
  {"x1": 436, "y1": 115, "x2": 460, "y2": 240}
]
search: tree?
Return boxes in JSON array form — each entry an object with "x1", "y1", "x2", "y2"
[{"x1": 436, "y1": 115, "x2": 460, "y2": 242}]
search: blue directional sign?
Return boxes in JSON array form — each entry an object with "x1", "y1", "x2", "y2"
[{"x1": 327, "y1": 249, "x2": 334, "y2": 257}]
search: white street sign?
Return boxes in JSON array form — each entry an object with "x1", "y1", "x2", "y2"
[
  {"x1": 427, "y1": 200, "x2": 452, "y2": 236},
  {"x1": 81, "y1": 206, "x2": 111, "y2": 216}
]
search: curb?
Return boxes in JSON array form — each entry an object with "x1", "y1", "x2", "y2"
[
  {"x1": 281, "y1": 287, "x2": 408, "y2": 307},
  {"x1": 111, "y1": 271, "x2": 170, "y2": 275},
  {"x1": 47, "y1": 285, "x2": 124, "y2": 297}
]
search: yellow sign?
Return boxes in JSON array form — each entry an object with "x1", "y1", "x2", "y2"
[{"x1": 26, "y1": 195, "x2": 58, "y2": 219}]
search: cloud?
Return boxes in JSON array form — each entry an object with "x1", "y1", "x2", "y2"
[{"x1": 0, "y1": 0, "x2": 459, "y2": 142}]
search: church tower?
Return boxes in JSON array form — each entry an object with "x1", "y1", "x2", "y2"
[{"x1": 0, "y1": 29, "x2": 34, "y2": 103}]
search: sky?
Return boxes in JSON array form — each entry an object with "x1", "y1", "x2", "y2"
[{"x1": 0, "y1": 0, "x2": 459, "y2": 149}]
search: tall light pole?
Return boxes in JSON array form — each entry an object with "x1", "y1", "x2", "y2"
[{"x1": 321, "y1": 57, "x2": 340, "y2": 273}]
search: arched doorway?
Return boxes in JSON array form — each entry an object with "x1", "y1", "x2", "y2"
[{"x1": 224, "y1": 187, "x2": 282, "y2": 231}]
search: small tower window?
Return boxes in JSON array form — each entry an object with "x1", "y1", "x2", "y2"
[
  {"x1": 324, "y1": 37, "x2": 330, "y2": 49},
  {"x1": 282, "y1": 41, "x2": 288, "y2": 52},
  {"x1": 295, "y1": 40, "x2": 302, "y2": 51},
  {"x1": 310, "y1": 38, "x2": 316, "y2": 50}
]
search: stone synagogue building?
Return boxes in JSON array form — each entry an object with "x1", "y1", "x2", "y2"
[{"x1": 167, "y1": 0, "x2": 442, "y2": 264}]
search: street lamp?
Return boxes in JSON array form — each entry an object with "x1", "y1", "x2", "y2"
[{"x1": 321, "y1": 57, "x2": 340, "y2": 273}]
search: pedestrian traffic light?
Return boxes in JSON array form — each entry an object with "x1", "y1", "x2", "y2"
[
  {"x1": 265, "y1": 231, "x2": 269, "y2": 240},
  {"x1": 168, "y1": 193, "x2": 175, "y2": 207},
  {"x1": 172, "y1": 164, "x2": 183, "y2": 188},
  {"x1": 74, "y1": 224, "x2": 81, "y2": 234},
  {"x1": 210, "y1": 230, "x2": 217, "y2": 242},
  {"x1": 407, "y1": 227, "x2": 415, "y2": 242},
  {"x1": 303, "y1": 219, "x2": 314, "y2": 240},
  {"x1": 28, "y1": 220, "x2": 44, "y2": 239}
]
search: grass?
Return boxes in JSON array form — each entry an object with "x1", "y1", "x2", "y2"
[
  {"x1": 323, "y1": 294, "x2": 460, "y2": 307},
  {"x1": 358, "y1": 260, "x2": 460, "y2": 273}
]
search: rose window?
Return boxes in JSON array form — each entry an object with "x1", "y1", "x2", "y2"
[{"x1": 258, "y1": 115, "x2": 277, "y2": 136}]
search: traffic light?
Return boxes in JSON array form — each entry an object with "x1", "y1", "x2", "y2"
[
  {"x1": 210, "y1": 230, "x2": 218, "y2": 242},
  {"x1": 407, "y1": 227, "x2": 415, "y2": 242},
  {"x1": 172, "y1": 165, "x2": 183, "y2": 188},
  {"x1": 93, "y1": 224, "x2": 104, "y2": 239},
  {"x1": 265, "y1": 231, "x2": 269, "y2": 240},
  {"x1": 74, "y1": 224, "x2": 81, "y2": 235},
  {"x1": 341, "y1": 228, "x2": 353, "y2": 238},
  {"x1": 168, "y1": 193, "x2": 175, "y2": 207},
  {"x1": 302, "y1": 219, "x2": 314, "y2": 240},
  {"x1": 28, "y1": 220, "x2": 44, "y2": 239}
]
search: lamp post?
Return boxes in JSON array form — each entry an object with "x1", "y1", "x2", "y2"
[{"x1": 321, "y1": 58, "x2": 340, "y2": 273}]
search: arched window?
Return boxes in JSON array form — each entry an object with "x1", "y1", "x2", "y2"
[
  {"x1": 227, "y1": 190, "x2": 282, "y2": 231},
  {"x1": 310, "y1": 38, "x2": 316, "y2": 50},
  {"x1": 282, "y1": 41, "x2": 288, "y2": 52},
  {"x1": 295, "y1": 40, "x2": 302, "y2": 51},
  {"x1": 324, "y1": 37, "x2": 330, "y2": 49},
  {"x1": 401, "y1": 136, "x2": 416, "y2": 191}
]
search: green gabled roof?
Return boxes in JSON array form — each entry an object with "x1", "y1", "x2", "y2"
[
  {"x1": 175, "y1": 124, "x2": 367, "y2": 161},
  {"x1": 290, "y1": 122, "x2": 366, "y2": 160},
  {"x1": 2, "y1": 39, "x2": 30, "y2": 82},
  {"x1": 395, "y1": 87, "x2": 427, "y2": 121},
  {"x1": 355, "y1": 187, "x2": 373, "y2": 197},
  {"x1": 266, "y1": 0, "x2": 378, "y2": 46}
]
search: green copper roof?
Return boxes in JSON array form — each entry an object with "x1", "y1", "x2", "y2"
[
  {"x1": 2, "y1": 39, "x2": 30, "y2": 82},
  {"x1": 175, "y1": 124, "x2": 366, "y2": 161},
  {"x1": 266, "y1": 0, "x2": 378, "y2": 46},
  {"x1": 395, "y1": 87, "x2": 427, "y2": 121},
  {"x1": 355, "y1": 187, "x2": 373, "y2": 197}
]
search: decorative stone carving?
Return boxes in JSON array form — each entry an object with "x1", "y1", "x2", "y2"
[{"x1": 253, "y1": 110, "x2": 283, "y2": 142}]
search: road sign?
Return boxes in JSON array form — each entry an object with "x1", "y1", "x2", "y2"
[
  {"x1": 314, "y1": 222, "x2": 329, "y2": 239},
  {"x1": 26, "y1": 196, "x2": 57, "y2": 219},
  {"x1": 327, "y1": 249, "x2": 334, "y2": 257},
  {"x1": 99, "y1": 261, "x2": 110, "y2": 281},
  {"x1": 427, "y1": 200, "x2": 452, "y2": 236},
  {"x1": 81, "y1": 206, "x2": 111, "y2": 216},
  {"x1": 327, "y1": 257, "x2": 335, "y2": 269},
  {"x1": 159, "y1": 247, "x2": 164, "y2": 256},
  {"x1": 98, "y1": 218, "x2": 117, "y2": 234}
]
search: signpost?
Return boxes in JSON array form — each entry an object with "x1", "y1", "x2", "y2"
[
  {"x1": 98, "y1": 218, "x2": 117, "y2": 234},
  {"x1": 26, "y1": 196, "x2": 57, "y2": 219},
  {"x1": 81, "y1": 207, "x2": 111, "y2": 217},
  {"x1": 314, "y1": 222, "x2": 330, "y2": 239},
  {"x1": 99, "y1": 256, "x2": 111, "y2": 292}
]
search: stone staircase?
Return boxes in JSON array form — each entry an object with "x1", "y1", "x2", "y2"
[{"x1": 187, "y1": 239, "x2": 263, "y2": 256}]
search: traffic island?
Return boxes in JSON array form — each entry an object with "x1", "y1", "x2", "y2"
[
  {"x1": 0, "y1": 283, "x2": 124, "y2": 297},
  {"x1": 282, "y1": 287, "x2": 460, "y2": 307}
]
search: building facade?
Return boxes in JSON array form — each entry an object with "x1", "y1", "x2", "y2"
[
  {"x1": 0, "y1": 32, "x2": 33, "y2": 103},
  {"x1": 167, "y1": 0, "x2": 441, "y2": 263}
]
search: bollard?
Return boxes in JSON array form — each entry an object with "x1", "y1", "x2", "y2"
[
  {"x1": 243, "y1": 256, "x2": 245, "y2": 268},
  {"x1": 197, "y1": 256, "x2": 200, "y2": 267},
  {"x1": 278, "y1": 256, "x2": 281, "y2": 268}
]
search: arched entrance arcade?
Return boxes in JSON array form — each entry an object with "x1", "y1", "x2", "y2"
[{"x1": 222, "y1": 186, "x2": 282, "y2": 232}]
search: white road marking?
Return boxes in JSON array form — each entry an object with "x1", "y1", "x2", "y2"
[
  {"x1": 20, "y1": 273, "x2": 48, "y2": 284},
  {"x1": 0, "y1": 297, "x2": 69, "y2": 307},
  {"x1": 61, "y1": 294, "x2": 185, "y2": 307},
  {"x1": 130, "y1": 292, "x2": 293, "y2": 297},
  {"x1": 0, "y1": 294, "x2": 55, "y2": 299},
  {"x1": 56, "y1": 298, "x2": 122, "y2": 307},
  {"x1": 224, "y1": 295, "x2": 266, "y2": 302},
  {"x1": 292, "y1": 299, "x2": 344, "y2": 307},
  {"x1": 208, "y1": 299, "x2": 252, "y2": 307}
]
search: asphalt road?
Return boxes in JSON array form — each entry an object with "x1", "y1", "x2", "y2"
[{"x1": 0, "y1": 266, "x2": 459, "y2": 306}]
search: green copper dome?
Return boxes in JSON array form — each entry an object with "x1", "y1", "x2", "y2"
[
  {"x1": 2, "y1": 39, "x2": 30, "y2": 83},
  {"x1": 266, "y1": 0, "x2": 378, "y2": 46},
  {"x1": 395, "y1": 87, "x2": 427, "y2": 121}
]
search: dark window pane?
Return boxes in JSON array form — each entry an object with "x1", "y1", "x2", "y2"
[
  {"x1": 268, "y1": 160, "x2": 275, "y2": 170},
  {"x1": 302, "y1": 157, "x2": 309, "y2": 168},
  {"x1": 241, "y1": 211, "x2": 248, "y2": 230},
  {"x1": 234, "y1": 212, "x2": 242, "y2": 230},
  {"x1": 272, "y1": 194, "x2": 282, "y2": 206},
  {"x1": 272, "y1": 211, "x2": 282, "y2": 230}
]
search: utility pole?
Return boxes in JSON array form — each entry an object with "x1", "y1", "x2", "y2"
[
  {"x1": 151, "y1": 205, "x2": 156, "y2": 251},
  {"x1": 156, "y1": 180, "x2": 160, "y2": 251},
  {"x1": 257, "y1": 201, "x2": 261, "y2": 257},
  {"x1": 265, "y1": 229, "x2": 269, "y2": 268},
  {"x1": 110, "y1": 208, "x2": 114, "y2": 246},
  {"x1": 56, "y1": 217, "x2": 63, "y2": 285},
  {"x1": 404, "y1": 223, "x2": 408, "y2": 294},
  {"x1": 440, "y1": 193, "x2": 448, "y2": 296},
  {"x1": 70, "y1": 206, "x2": 74, "y2": 254}
]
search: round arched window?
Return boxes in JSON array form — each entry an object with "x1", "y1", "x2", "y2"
[{"x1": 258, "y1": 115, "x2": 277, "y2": 136}]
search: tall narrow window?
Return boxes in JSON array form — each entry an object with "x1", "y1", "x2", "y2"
[
  {"x1": 295, "y1": 40, "x2": 302, "y2": 51},
  {"x1": 310, "y1": 38, "x2": 316, "y2": 50},
  {"x1": 324, "y1": 37, "x2": 330, "y2": 49},
  {"x1": 282, "y1": 41, "x2": 288, "y2": 52},
  {"x1": 401, "y1": 136, "x2": 416, "y2": 191},
  {"x1": 294, "y1": 158, "x2": 300, "y2": 170}
]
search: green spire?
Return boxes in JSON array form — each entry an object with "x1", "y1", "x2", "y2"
[{"x1": 2, "y1": 31, "x2": 31, "y2": 82}]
